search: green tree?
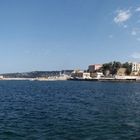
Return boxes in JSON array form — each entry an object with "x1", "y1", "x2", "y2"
[
  {"x1": 112, "y1": 61, "x2": 122, "y2": 75},
  {"x1": 122, "y1": 62, "x2": 132, "y2": 75},
  {"x1": 102, "y1": 61, "x2": 122, "y2": 75}
]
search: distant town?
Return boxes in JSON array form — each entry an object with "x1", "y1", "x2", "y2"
[
  {"x1": 70, "y1": 61, "x2": 140, "y2": 81},
  {"x1": 0, "y1": 61, "x2": 140, "y2": 81}
]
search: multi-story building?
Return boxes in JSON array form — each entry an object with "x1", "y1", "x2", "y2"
[
  {"x1": 131, "y1": 62, "x2": 140, "y2": 76},
  {"x1": 71, "y1": 70, "x2": 91, "y2": 79},
  {"x1": 88, "y1": 64, "x2": 102, "y2": 73},
  {"x1": 132, "y1": 62, "x2": 140, "y2": 72}
]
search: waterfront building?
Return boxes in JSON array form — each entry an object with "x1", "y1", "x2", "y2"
[
  {"x1": 132, "y1": 62, "x2": 140, "y2": 72},
  {"x1": 71, "y1": 70, "x2": 91, "y2": 79},
  {"x1": 0, "y1": 75, "x2": 3, "y2": 79},
  {"x1": 131, "y1": 62, "x2": 140, "y2": 75},
  {"x1": 88, "y1": 64, "x2": 102, "y2": 72},
  {"x1": 71, "y1": 70, "x2": 83, "y2": 78},
  {"x1": 82, "y1": 72, "x2": 91, "y2": 79},
  {"x1": 90, "y1": 72, "x2": 104, "y2": 78}
]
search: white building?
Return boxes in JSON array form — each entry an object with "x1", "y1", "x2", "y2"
[
  {"x1": 131, "y1": 62, "x2": 140, "y2": 76},
  {"x1": 132, "y1": 62, "x2": 140, "y2": 72},
  {"x1": 83, "y1": 72, "x2": 91, "y2": 79},
  {"x1": 71, "y1": 70, "x2": 91, "y2": 79},
  {"x1": 0, "y1": 75, "x2": 3, "y2": 79},
  {"x1": 96, "y1": 72, "x2": 104, "y2": 79}
]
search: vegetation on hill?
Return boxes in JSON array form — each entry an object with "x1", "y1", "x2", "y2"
[
  {"x1": 102, "y1": 61, "x2": 132, "y2": 76},
  {"x1": 1, "y1": 70, "x2": 73, "y2": 78}
]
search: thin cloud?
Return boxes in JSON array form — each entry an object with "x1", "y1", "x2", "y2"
[
  {"x1": 136, "y1": 7, "x2": 140, "y2": 12},
  {"x1": 137, "y1": 38, "x2": 140, "y2": 41},
  {"x1": 114, "y1": 10, "x2": 131, "y2": 24},
  {"x1": 131, "y1": 52, "x2": 140, "y2": 59},
  {"x1": 131, "y1": 28, "x2": 140, "y2": 36},
  {"x1": 108, "y1": 34, "x2": 113, "y2": 38},
  {"x1": 131, "y1": 30, "x2": 137, "y2": 36},
  {"x1": 123, "y1": 25, "x2": 128, "y2": 28}
]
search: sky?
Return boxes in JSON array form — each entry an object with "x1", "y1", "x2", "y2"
[{"x1": 0, "y1": 0, "x2": 140, "y2": 73}]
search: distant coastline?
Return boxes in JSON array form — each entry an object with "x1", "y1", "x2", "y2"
[
  {"x1": 1, "y1": 61, "x2": 140, "y2": 82},
  {"x1": 0, "y1": 70, "x2": 73, "y2": 78}
]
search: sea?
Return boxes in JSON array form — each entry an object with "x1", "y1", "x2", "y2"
[{"x1": 0, "y1": 80, "x2": 139, "y2": 140}]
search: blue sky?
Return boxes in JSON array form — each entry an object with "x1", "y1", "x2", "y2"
[{"x1": 0, "y1": 0, "x2": 140, "y2": 73}]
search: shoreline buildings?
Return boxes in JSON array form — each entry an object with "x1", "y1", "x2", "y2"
[
  {"x1": 70, "y1": 62, "x2": 140, "y2": 81},
  {"x1": 88, "y1": 64, "x2": 102, "y2": 73},
  {"x1": 1, "y1": 61, "x2": 140, "y2": 81}
]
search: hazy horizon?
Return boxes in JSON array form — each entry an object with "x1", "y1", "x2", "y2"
[{"x1": 0, "y1": 0, "x2": 140, "y2": 73}]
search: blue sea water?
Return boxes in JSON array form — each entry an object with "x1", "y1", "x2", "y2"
[{"x1": 0, "y1": 80, "x2": 140, "y2": 140}]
